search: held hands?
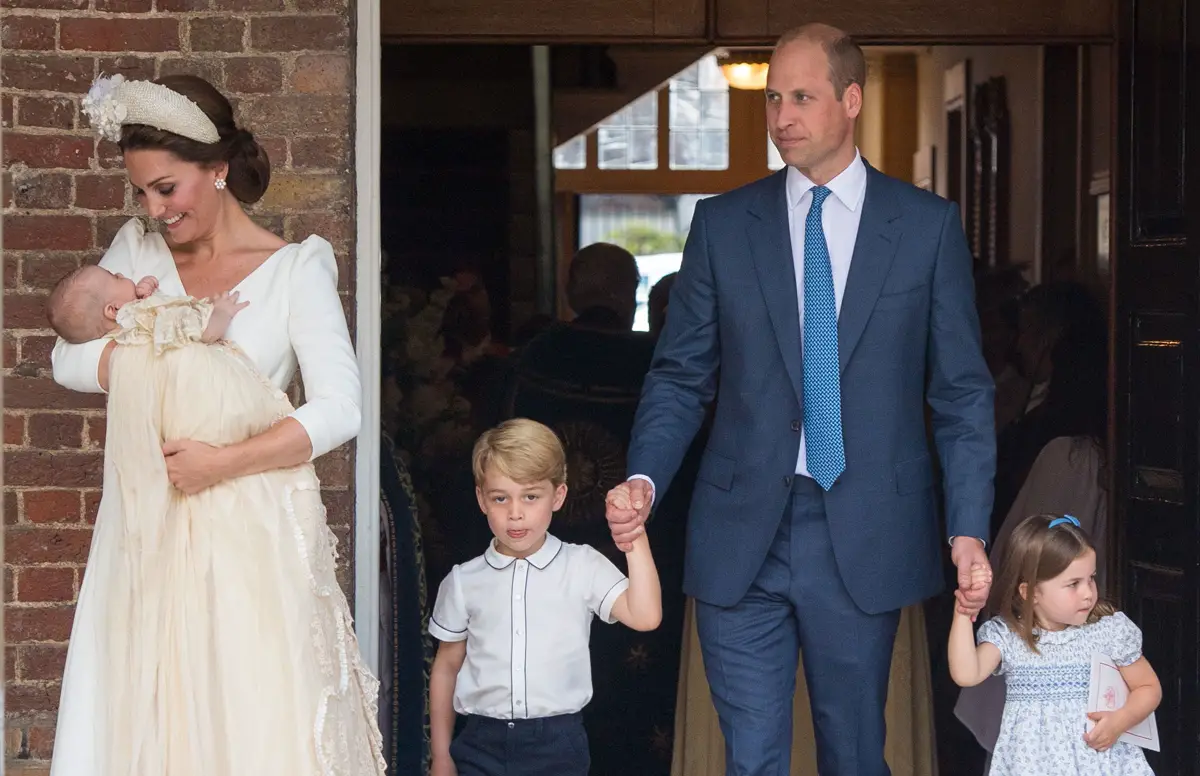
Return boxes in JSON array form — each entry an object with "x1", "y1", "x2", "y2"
[
  {"x1": 163, "y1": 439, "x2": 229, "y2": 494},
  {"x1": 606, "y1": 479, "x2": 653, "y2": 552},
  {"x1": 1084, "y1": 711, "x2": 1126, "y2": 752},
  {"x1": 951, "y1": 537, "x2": 991, "y2": 621},
  {"x1": 134, "y1": 275, "x2": 159, "y2": 299}
]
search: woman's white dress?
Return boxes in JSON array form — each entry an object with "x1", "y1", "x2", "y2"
[{"x1": 49, "y1": 218, "x2": 385, "y2": 776}]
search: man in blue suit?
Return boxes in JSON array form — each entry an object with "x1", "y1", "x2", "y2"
[{"x1": 606, "y1": 24, "x2": 996, "y2": 776}]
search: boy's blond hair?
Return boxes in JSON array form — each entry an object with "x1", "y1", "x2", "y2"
[{"x1": 472, "y1": 418, "x2": 567, "y2": 488}]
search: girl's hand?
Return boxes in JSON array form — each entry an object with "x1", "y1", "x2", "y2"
[
  {"x1": 1083, "y1": 711, "x2": 1125, "y2": 752},
  {"x1": 163, "y1": 439, "x2": 230, "y2": 494}
]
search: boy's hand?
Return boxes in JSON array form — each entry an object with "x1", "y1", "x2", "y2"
[
  {"x1": 134, "y1": 275, "x2": 159, "y2": 298},
  {"x1": 606, "y1": 479, "x2": 651, "y2": 553},
  {"x1": 430, "y1": 755, "x2": 458, "y2": 776}
]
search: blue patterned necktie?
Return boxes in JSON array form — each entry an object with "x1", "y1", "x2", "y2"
[{"x1": 802, "y1": 186, "x2": 845, "y2": 490}]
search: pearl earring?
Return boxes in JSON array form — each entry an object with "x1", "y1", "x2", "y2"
[{"x1": 214, "y1": 178, "x2": 227, "y2": 191}]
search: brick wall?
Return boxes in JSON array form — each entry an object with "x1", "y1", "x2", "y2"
[{"x1": 1, "y1": 0, "x2": 358, "y2": 767}]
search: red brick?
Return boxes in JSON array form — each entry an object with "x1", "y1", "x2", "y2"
[
  {"x1": 1, "y1": 15, "x2": 56, "y2": 50},
  {"x1": 7, "y1": 378, "x2": 106, "y2": 410},
  {"x1": 226, "y1": 57, "x2": 282, "y2": 93},
  {"x1": 157, "y1": 57, "x2": 224, "y2": 85},
  {"x1": 23, "y1": 491, "x2": 81, "y2": 525},
  {"x1": 60, "y1": 18, "x2": 179, "y2": 52},
  {"x1": 4, "y1": 293, "x2": 50, "y2": 330},
  {"x1": 18, "y1": 646, "x2": 66, "y2": 681},
  {"x1": 28, "y1": 414, "x2": 84, "y2": 449},
  {"x1": 4, "y1": 0, "x2": 85, "y2": 9},
  {"x1": 20, "y1": 253, "x2": 83, "y2": 290},
  {"x1": 5, "y1": 648, "x2": 16, "y2": 681},
  {"x1": 3, "y1": 134, "x2": 92, "y2": 170},
  {"x1": 17, "y1": 567, "x2": 75, "y2": 603},
  {"x1": 87, "y1": 417, "x2": 107, "y2": 449},
  {"x1": 6, "y1": 683, "x2": 62, "y2": 714},
  {"x1": 250, "y1": 16, "x2": 346, "y2": 52},
  {"x1": 99, "y1": 55, "x2": 157, "y2": 82},
  {"x1": 287, "y1": 212, "x2": 351, "y2": 245},
  {"x1": 4, "y1": 492, "x2": 18, "y2": 526},
  {"x1": 6, "y1": 415, "x2": 26, "y2": 447},
  {"x1": 190, "y1": 17, "x2": 244, "y2": 52},
  {"x1": 3, "y1": 217, "x2": 91, "y2": 251},
  {"x1": 20, "y1": 336, "x2": 60, "y2": 369},
  {"x1": 98, "y1": 215, "x2": 135, "y2": 248},
  {"x1": 83, "y1": 491, "x2": 102, "y2": 524},
  {"x1": 17, "y1": 96, "x2": 74, "y2": 130},
  {"x1": 3, "y1": 333, "x2": 18, "y2": 367},
  {"x1": 290, "y1": 54, "x2": 350, "y2": 94},
  {"x1": 10, "y1": 174, "x2": 71, "y2": 209},
  {"x1": 240, "y1": 95, "x2": 349, "y2": 136},
  {"x1": 75, "y1": 175, "x2": 126, "y2": 210},
  {"x1": 158, "y1": 0, "x2": 210, "y2": 10},
  {"x1": 314, "y1": 447, "x2": 351, "y2": 487},
  {"x1": 5, "y1": 451, "x2": 103, "y2": 488},
  {"x1": 6, "y1": 605, "x2": 75, "y2": 642},
  {"x1": 216, "y1": 0, "x2": 283, "y2": 10},
  {"x1": 97, "y1": 139, "x2": 123, "y2": 170},
  {"x1": 26, "y1": 724, "x2": 56, "y2": 759},
  {"x1": 2, "y1": 95, "x2": 14, "y2": 128},
  {"x1": 258, "y1": 137, "x2": 287, "y2": 168},
  {"x1": 1, "y1": 55, "x2": 94, "y2": 93},
  {"x1": 7, "y1": 527, "x2": 93, "y2": 564},
  {"x1": 291, "y1": 136, "x2": 345, "y2": 170},
  {"x1": 296, "y1": 0, "x2": 347, "y2": 10},
  {"x1": 96, "y1": 0, "x2": 152, "y2": 11}
]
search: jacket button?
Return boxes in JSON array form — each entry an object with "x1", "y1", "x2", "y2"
[
  {"x1": 791, "y1": 420, "x2": 800, "y2": 432},
  {"x1": 783, "y1": 475, "x2": 793, "y2": 487}
]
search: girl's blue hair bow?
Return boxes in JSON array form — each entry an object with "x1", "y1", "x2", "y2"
[{"x1": 1048, "y1": 515, "x2": 1081, "y2": 529}]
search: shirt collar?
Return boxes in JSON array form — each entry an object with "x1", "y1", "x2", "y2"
[
  {"x1": 484, "y1": 532, "x2": 563, "y2": 571},
  {"x1": 786, "y1": 150, "x2": 867, "y2": 212}
]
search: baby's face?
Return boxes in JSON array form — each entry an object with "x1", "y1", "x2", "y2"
[{"x1": 94, "y1": 268, "x2": 138, "y2": 309}]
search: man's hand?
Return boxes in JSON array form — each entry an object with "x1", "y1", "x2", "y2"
[
  {"x1": 951, "y1": 536, "x2": 991, "y2": 621},
  {"x1": 606, "y1": 478, "x2": 653, "y2": 553},
  {"x1": 134, "y1": 275, "x2": 159, "y2": 299}
]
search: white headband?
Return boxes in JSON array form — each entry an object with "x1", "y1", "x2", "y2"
[{"x1": 82, "y1": 74, "x2": 221, "y2": 145}]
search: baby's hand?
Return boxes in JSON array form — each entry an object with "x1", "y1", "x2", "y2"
[
  {"x1": 210, "y1": 290, "x2": 250, "y2": 319},
  {"x1": 135, "y1": 276, "x2": 159, "y2": 298}
]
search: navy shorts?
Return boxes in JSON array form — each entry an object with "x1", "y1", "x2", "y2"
[{"x1": 450, "y1": 712, "x2": 589, "y2": 776}]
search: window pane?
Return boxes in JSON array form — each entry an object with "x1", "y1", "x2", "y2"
[
  {"x1": 577, "y1": 193, "x2": 716, "y2": 331},
  {"x1": 669, "y1": 54, "x2": 729, "y2": 170},
  {"x1": 630, "y1": 92, "x2": 658, "y2": 127},
  {"x1": 553, "y1": 135, "x2": 586, "y2": 170},
  {"x1": 597, "y1": 127, "x2": 629, "y2": 169},
  {"x1": 630, "y1": 129, "x2": 657, "y2": 169}
]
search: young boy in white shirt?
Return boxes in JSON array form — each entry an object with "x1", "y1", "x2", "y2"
[{"x1": 428, "y1": 418, "x2": 662, "y2": 776}]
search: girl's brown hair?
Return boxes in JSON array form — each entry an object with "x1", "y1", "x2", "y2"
[
  {"x1": 118, "y1": 75, "x2": 271, "y2": 204},
  {"x1": 988, "y1": 513, "x2": 1114, "y2": 652}
]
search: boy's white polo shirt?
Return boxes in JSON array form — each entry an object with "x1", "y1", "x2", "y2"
[{"x1": 429, "y1": 533, "x2": 629, "y2": 720}]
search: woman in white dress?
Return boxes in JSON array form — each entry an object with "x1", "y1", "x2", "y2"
[{"x1": 49, "y1": 74, "x2": 385, "y2": 775}]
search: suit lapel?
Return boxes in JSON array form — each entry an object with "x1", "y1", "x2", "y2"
[
  {"x1": 747, "y1": 170, "x2": 805, "y2": 407},
  {"x1": 838, "y1": 167, "x2": 903, "y2": 374}
]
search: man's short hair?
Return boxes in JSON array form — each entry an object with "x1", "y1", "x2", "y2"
[
  {"x1": 566, "y1": 242, "x2": 640, "y2": 315},
  {"x1": 776, "y1": 23, "x2": 866, "y2": 101},
  {"x1": 472, "y1": 418, "x2": 568, "y2": 488},
  {"x1": 46, "y1": 265, "x2": 110, "y2": 344}
]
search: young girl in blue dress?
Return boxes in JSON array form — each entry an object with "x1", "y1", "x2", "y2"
[{"x1": 948, "y1": 513, "x2": 1161, "y2": 775}]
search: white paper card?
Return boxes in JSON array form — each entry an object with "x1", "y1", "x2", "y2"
[{"x1": 1086, "y1": 652, "x2": 1160, "y2": 751}]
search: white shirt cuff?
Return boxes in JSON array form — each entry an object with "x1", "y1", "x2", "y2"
[
  {"x1": 598, "y1": 578, "x2": 631, "y2": 624},
  {"x1": 627, "y1": 474, "x2": 656, "y2": 507},
  {"x1": 427, "y1": 616, "x2": 467, "y2": 642}
]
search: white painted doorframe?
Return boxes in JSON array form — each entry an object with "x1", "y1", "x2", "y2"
[{"x1": 352, "y1": 0, "x2": 382, "y2": 677}]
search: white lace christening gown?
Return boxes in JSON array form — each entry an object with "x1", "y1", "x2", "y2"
[{"x1": 51, "y1": 294, "x2": 386, "y2": 776}]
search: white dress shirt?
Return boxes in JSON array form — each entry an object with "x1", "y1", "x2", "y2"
[
  {"x1": 787, "y1": 152, "x2": 867, "y2": 476},
  {"x1": 428, "y1": 533, "x2": 630, "y2": 720}
]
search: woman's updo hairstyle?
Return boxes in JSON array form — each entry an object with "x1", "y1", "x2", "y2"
[{"x1": 118, "y1": 75, "x2": 271, "y2": 204}]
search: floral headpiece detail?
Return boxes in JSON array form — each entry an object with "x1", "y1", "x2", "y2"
[{"x1": 81, "y1": 74, "x2": 221, "y2": 145}]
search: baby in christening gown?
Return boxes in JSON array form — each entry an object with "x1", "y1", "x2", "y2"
[{"x1": 46, "y1": 266, "x2": 386, "y2": 776}]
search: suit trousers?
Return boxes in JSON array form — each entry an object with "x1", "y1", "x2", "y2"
[
  {"x1": 695, "y1": 476, "x2": 901, "y2": 776},
  {"x1": 450, "y1": 712, "x2": 589, "y2": 776}
]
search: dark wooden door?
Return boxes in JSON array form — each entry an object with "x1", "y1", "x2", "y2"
[{"x1": 1114, "y1": 0, "x2": 1200, "y2": 773}]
